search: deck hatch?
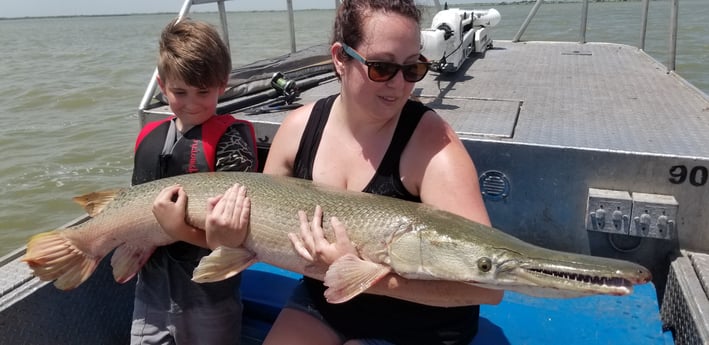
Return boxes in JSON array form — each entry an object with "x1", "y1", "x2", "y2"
[
  {"x1": 417, "y1": 96, "x2": 521, "y2": 138},
  {"x1": 561, "y1": 50, "x2": 593, "y2": 56}
]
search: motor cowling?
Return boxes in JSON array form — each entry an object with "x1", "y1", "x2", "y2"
[{"x1": 420, "y1": 8, "x2": 501, "y2": 73}]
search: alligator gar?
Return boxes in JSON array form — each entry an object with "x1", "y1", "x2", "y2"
[{"x1": 23, "y1": 171, "x2": 650, "y2": 303}]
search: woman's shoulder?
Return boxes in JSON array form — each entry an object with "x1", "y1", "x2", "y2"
[
  {"x1": 405, "y1": 106, "x2": 473, "y2": 176},
  {"x1": 262, "y1": 100, "x2": 318, "y2": 174},
  {"x1": 412, "y1": 107, "x2": 456, "y2": 145},
  {"x1": 280, "y1": 101, "x2": 315, "y2": 131}
]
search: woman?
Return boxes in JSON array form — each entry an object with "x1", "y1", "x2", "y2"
[{"x1": 259, "y1": 1, "x2": 503, "y2": 344}]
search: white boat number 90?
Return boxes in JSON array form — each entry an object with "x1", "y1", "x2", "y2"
[{"x1": 669, "y1": 165, "x2": 708, "y2": 186}]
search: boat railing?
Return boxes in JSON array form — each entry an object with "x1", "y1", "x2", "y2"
[
  {"x1": 138, "y1": 0, "x2": 684, "y2": 125},
  {"x1": 137, "y1": 0, "x2": 452, "y2": 127},
  {"x1": 512, "y1": 0, "x2": 679, "y2": 72}
]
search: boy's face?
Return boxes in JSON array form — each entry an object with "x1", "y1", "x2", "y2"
[{"x1": 158, "y1": 76, "x2": 226, "y2": 131}]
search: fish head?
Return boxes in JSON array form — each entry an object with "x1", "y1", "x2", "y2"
[
  {"x1": 483, "y1": 247, "x2": 653, "y2": 297},
  {"x1": 388, "y1": 208, "x2": 652, "y2": 298},
  {"x1": 387, "y1": 228, "x2": 510, "y2": 283}
]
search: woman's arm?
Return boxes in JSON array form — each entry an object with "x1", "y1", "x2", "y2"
[
  {"x1": 262, "y1": 103, "x2": 313, "y2": 176},
  {"x1": 403, "y1": 110, "x2": 491, "y2": 226},
  {"x1": 367, "y1": 274, "x2": 503, "y2": 307},
  {"x1": 395, "y1": 110, "x2": 502, "y2": 305}
]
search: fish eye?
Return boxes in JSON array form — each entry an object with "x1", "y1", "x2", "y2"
[{"x1": 477, "y1": 257, "x2": 492, "y2": 272}]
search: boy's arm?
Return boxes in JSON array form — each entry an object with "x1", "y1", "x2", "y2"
[
  {"x1": 152, "y1": 123, "x2": 257, "y2": 248},
  {"x1": 193, "y1": 124, "x2": 256, "y2": 249},
  {"x1": 215, "y1": 123, "x2": 257, "y2": 172},
  {"x1": 152, "y1": 185, "x2": 209, "y2": 248},
  {"x1": 153, "y1": 183, "x2": 250, "y2": 250}
]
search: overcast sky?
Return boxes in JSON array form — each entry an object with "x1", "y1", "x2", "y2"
[
  {"x1": 2, "y1": 0, "x2": 496, "y2": 19},
  {"x1": 2, "y1": 0, "x2": 498, "y2": 18},
  {"x1": 1, "y1": 0, "x2": 339, "y2": 18}
]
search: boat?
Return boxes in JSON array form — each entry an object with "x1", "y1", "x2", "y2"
[{"x1": 1, "y1": 0, "x2": 707, "y2": 344}]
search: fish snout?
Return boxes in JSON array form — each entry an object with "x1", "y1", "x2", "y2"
[{"x1": 628, "y1": 265, "x2": 652, "y2": 284}]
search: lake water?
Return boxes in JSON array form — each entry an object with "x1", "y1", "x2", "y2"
[{"x1": 0, "y1": 0, "x2": 707, "y2": 257}]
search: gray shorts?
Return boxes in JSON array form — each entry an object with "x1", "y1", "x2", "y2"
[
  {"x1": 284, "y1": 280, "x2": 395, "y2": 345},
  {"x1": 130, "y1": 297, "x2": 242, "y2": 345}
]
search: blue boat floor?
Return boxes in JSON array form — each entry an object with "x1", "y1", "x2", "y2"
[{"x1": 241, "y1": 263, "x2": 673, "y2": 345}]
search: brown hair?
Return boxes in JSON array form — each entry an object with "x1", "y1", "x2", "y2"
[
  {"x1": 157, "y1": 18, "x2": 231, "y2": 88},
  {"x1": 332, "y1": 0, "x2": 422, "y2": 53}
]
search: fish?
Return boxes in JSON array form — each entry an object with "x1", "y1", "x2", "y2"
[{"x1": 23, "y1": 171, "x2": 651, "y2": 303}]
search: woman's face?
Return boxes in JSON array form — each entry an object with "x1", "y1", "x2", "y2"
[{"x1": 339, "y1": 11, "x2": 422, "y2": 120}]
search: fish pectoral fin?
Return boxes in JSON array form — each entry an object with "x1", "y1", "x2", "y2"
[
  {"x1": 22, "y1": 230, "x2": 100, "y2": 290},
  {"x1": 111, "y1": 244, "x2": 155, "y2": 284},
  {"x1": 192, "y1": 246, "x2": 256, "y2": 283},
  {"x1": 323, "y1": 254, "x2": 391, "y2": 304},
  {"x1": 72, "y1": 189, "x2": 124, "y2": 217}
]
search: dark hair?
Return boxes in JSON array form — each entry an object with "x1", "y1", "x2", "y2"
[
  {"x1": 332, "y1": 0, "x2": 422, "y2": 53},
  {"x1": 158, "y1": 18, "x2": 231, "y2": 88}
]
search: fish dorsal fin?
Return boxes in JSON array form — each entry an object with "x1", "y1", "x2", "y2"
[
  {"x1": 323, "y1": 253, "x2": 391, "y2": 303},
  {"x1": 72, "y1": 189, "x2": 123, "y2": 217}
]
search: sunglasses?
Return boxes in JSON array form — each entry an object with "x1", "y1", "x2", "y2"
[{"x1": 341, "y1": 43, "x2": 430, "y2": 83}]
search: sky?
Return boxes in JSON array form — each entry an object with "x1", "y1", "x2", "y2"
[
  {"x1": 1, "y1": 0, "x2": 495, "y2": 19},
  {"x1": 1, "y1": 0, "x2": 339, "y2": 18}
]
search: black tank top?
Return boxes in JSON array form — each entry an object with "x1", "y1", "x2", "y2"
[{"x1": 293, "y1": 94, "x2": 479, "y2": 344}]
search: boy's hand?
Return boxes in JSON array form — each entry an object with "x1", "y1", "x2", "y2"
[
  {"x1": 152, "y1": 185, "x2": 196, "y2": 242},
  {"x1": 205, "y1": 183, "x2": 251, "y2": 250}
]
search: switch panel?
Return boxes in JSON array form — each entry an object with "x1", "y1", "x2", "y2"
[
  {"x1": 586, "y1": 188, "x2": 632, "y2": 234},
  {"x1": 587, "y1": 189, "x2": 678, "y2": 240},
  {"x1": 629, "y1": 192, "x2": 678, "y2": 240}
]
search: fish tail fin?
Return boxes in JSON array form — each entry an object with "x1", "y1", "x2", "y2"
[
  {"x1": 22, "y1": 231, "x2": 100, "y2": 290},
  {"x1": 192, "y1": 246, "x2": 256, "y2": 283},
  {"x1": 72, "y1": 188, "x2": 123, "y2": 217},
  {"x1": 110, "y1": 244, "x2": 155, "y2": 284}
]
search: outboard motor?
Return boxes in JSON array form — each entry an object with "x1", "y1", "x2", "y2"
[{"x1": 420, "y1": 8, "x2": 501, "y2": 73}]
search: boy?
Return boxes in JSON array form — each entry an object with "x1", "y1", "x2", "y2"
[{"x1": 130, "y1": 18, "x2": 256, "y2": 345}]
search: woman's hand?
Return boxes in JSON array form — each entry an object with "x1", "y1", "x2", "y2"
[
  {"x1": 205, "y1": 183, "x2": 251, "y2": 250},
  {"x1": 288, "y1": 205, "x2": 358, "y2": 265}
]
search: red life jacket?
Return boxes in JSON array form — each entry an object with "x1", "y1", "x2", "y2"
[{"x1": 132, "y1": 115, "x2": 256, "y2": 185}]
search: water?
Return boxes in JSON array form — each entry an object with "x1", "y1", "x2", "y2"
[{"x1": 0, "y1": 1, "x2": 707, "y2": 257}]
